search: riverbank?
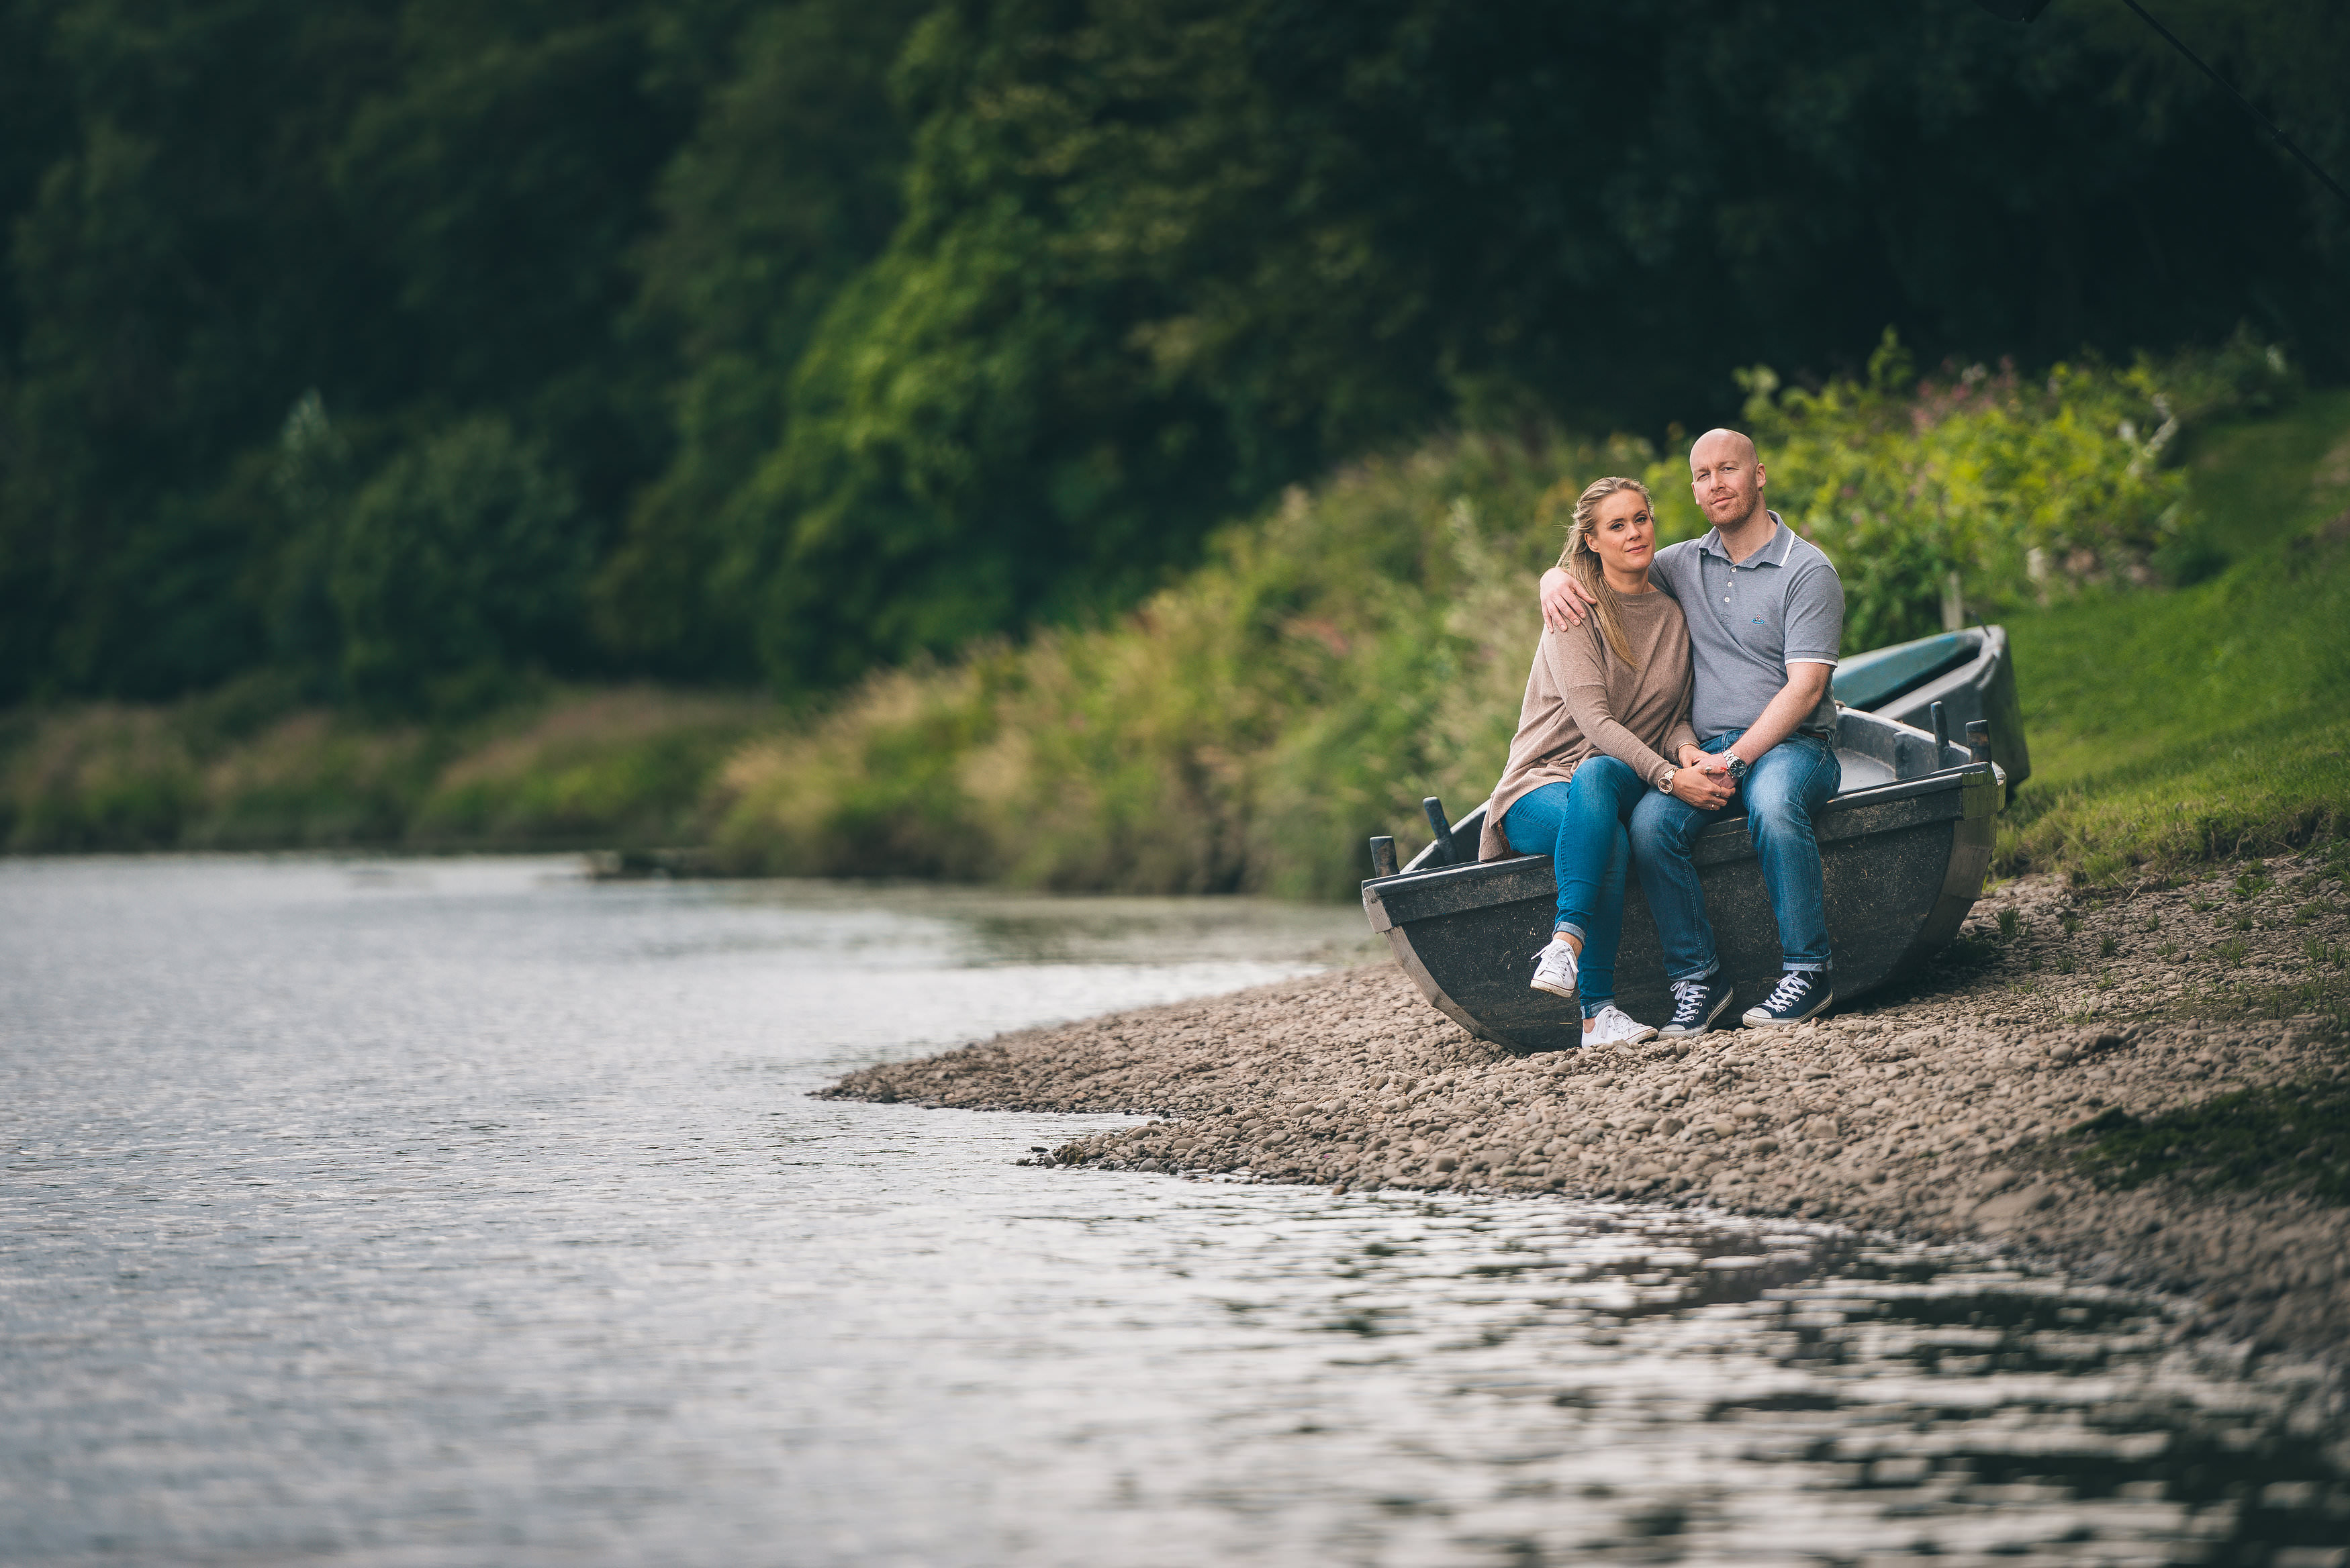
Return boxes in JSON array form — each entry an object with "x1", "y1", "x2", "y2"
[
  {"x1": 824, "y1": 850, "x2": 2350, "y2": 1357},
  {"x1": 8, "y1": 388, "x2": 2344, "y2": 883},
  {"x1": 0, "y1": 682, "x2": 767, "y2": 853}
]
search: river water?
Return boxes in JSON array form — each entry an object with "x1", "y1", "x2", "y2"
[{"x1": 3, "y1": 855, "x2": 2347, "y2": 1567}]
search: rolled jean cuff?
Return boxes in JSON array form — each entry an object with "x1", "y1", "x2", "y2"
[
  {"x1": 1782, "y1": 961, "x2": 1831, "y2": 973},
  {"x1": 1554, "y1": 921, "x2": 1586, "y2": 942},
  {"x1": 1580, "y1": 997, "x2": 1611, "y2": 1020},
  {"x1": 1666, "y1": 959, "x2": 1720, "y2": 984}
]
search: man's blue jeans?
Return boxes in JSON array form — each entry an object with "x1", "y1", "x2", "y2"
[
  {"x1": 1501, "y1": 756, "x2": 1647, "y2": 1018},
  {"x1": 1628, "y1": 729, "x2": 1840, "y2": 983}
]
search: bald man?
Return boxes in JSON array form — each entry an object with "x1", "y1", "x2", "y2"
[{"x1": 1538, "y1": 430, "x2": 1844, "y2": 1032}]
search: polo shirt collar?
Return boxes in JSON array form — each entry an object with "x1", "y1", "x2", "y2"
[{"x1": 1697, "y1": 509, "x2": 1793, "y2": 569}]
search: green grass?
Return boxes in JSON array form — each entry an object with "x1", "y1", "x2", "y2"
[{"x1": 1995, "y1": 389, "x2": 2350, "y2": 885}]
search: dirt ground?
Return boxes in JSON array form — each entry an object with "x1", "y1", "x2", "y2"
[{"x1": 824, "y1": 848, "x2": 2350, "y2": 1357}]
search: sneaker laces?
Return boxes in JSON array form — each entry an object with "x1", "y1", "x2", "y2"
[
  {"x1": 1668, "y1": 978, "x2": 1708, "y2": 1025},
  {"x1": 1762, "y1": 971, "x2": 1811, "y2": 1012}
]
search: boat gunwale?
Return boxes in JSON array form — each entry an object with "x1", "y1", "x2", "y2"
[{"x1": 1830, "y1": 627, "x2": 1983, "y2": 711}]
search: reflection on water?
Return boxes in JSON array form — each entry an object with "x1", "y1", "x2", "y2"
[{"x1": 1, "y1": 856, "x2": 2344, "y2": 1567}]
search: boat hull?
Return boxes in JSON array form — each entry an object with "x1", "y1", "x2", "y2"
[{"x1": 1362, "y1": 714, "x2": 2002, "y2": 1052}]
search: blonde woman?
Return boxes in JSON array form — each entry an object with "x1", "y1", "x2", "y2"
[{"x1": 1477, "y1": 477, "x2": 1736, "y2": 1044}]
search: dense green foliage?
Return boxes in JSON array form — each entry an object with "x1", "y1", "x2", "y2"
[
  {"x1": 2, "y1": 0, "x2": 2346, "y2": 709},
  {"x1": 1736, "y1": 331, "x2": 2298, "y2": 650},
  {"x1": 330, "y1": 416, "x2": 592, "y2": 713},
  {"x1": 5, "y1": 362, "x2": 2344, "y2": 885},
  {"x1": 707, "y1": 347, "x2": 2339, "y2": 897}
]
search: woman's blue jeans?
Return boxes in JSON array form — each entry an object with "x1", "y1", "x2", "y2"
[{"x1": 1501, "y1": 757, "x2": 1647, "y2": 1018}]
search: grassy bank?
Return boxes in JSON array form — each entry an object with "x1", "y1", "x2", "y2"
[
  {"x1": 0, "y1": 681, "x2": 767, "y2": 854},
  {"x1": 1994, "y1": 387, "x2": 2350, "y2": 883},
  {"x1": 7, "y1": 357, "x2": 2343, "y2": 883}
]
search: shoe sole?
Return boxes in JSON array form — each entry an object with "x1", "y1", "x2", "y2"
[
  {"x1": 1741, "y1": 988, "x2": 1834, "y2": 1028},
  {"x1": 1590, "y1": 1024, "x2": 1658, "y2": 1046},
  {"x1": 1657, "y1": 987, "x2": 1734, "y2": 1038},
  {"x1": 1529, "y1": 975, "x2": 1578, "y2": 999}
]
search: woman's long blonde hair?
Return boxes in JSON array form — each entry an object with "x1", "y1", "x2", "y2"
[{"x1": 1560, "y1": 475, "x2": 1652, "y2": 666}]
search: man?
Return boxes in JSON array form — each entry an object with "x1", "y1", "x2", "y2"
[{"x1": 1538, "y1": 428, "x2": 1844, "y2": 1032}]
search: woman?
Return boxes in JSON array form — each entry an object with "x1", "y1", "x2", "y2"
[{"x1": 1476, "y1": 476, "x2": 1726, "y2": 1045}]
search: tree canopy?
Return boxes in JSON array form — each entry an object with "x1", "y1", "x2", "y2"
[{"x1": 2, "y1": 0, "x2": 2344, "y2": 708}]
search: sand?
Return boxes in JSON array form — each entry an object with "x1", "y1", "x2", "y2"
[{"x1": 823, "y1": 850, "x2": 2350, "y2": 1356}]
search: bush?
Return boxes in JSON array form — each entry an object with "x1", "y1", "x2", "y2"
[{"x1": 1720, "y1": 330, "x2": 2296, "y2": 650}]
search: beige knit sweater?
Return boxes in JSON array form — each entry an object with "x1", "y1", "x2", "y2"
[{"x1": 1477, "y1": 589, "x2": 1699, "y2": 862}]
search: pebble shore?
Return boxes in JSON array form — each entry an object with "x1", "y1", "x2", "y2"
[{"x1": 825, "y1": 853, "x2": 2350, "y2": 1355}]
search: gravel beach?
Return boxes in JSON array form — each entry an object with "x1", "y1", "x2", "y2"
[{"x1": 825, "y1": 849, "x2": 2350, "y2": 1355}]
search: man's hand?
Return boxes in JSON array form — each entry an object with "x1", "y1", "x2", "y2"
[
  {"x1": 1670, "y1": 766, "x2": 1735, "y2": 811},
  {"x1": 1540, "y1": 567, "x2": 1597, "y2": 632}
]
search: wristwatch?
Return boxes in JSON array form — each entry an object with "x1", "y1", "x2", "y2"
[
  {"x1": 1723, "y1": 754, "x2": 1751, "y2": 785},
  {"x1": 1656, "y1": 767, "x2": 1675, "y2": 793}
]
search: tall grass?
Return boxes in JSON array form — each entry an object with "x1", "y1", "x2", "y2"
[{"x1": 0, "y1": 681, "x2": 767, "y2": 853}]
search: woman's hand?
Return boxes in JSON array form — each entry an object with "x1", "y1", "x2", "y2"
[
  {"x1": 1670, "y1": 766, "x2": 1736, "y2": 811},
  {"x1": 1540, "y1": 567, "x2": 1598, "y2": 632}
]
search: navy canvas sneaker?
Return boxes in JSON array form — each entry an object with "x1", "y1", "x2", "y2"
[
  {"x1": 1742, "y1": 970, "x2": 1834, "y2": 1028},
  {"x1": 1658, "y1": 975, "x2": 1735, "y2": 1038}
]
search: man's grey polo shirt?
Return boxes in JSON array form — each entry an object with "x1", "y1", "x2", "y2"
[{"x1": 1649, "y1": 511, "x2": 1843, "y2": 741}]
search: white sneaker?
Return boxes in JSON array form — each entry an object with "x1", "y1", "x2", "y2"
[
  {"x1": 1528, "y1": 938, "x2": 1579, "y2": 999},
  {"x1": 1582, "y1": 1004, "x2": 1658, "y2": 1046}
]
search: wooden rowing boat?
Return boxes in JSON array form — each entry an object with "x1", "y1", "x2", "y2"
[{"x1": 1361, "y1": 703, "x2": 2004, "y2": 1052}]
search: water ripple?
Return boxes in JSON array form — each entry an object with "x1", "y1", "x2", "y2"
[{"x1": 1, "y1": 856, "x2": 2343, "y2": 1566}]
